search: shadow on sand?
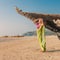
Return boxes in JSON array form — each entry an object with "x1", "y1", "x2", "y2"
[{"x1": 47, "y1": 49, "x2": 60, "y2": 52}]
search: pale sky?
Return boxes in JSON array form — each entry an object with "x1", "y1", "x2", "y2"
[{"x1": 0, "y1": 0, "x2": 60, "y2": 36}]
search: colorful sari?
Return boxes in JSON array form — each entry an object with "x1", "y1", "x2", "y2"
[
  {"x1": 35, "y1": 19, "x2": 46, "y2": 52},
  {"x1": 37, "y1": 26, "x2": 46, "y2": 51}
]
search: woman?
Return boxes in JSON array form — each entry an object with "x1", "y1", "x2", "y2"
[{"x1": 33, "y1": 18, "x2": 46, "y2": 52}]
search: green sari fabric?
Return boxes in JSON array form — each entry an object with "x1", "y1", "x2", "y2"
[{"x1": 37, "y1": 26, "x2": 46, "y2": 51}]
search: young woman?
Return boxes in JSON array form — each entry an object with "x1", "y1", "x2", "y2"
[{"x1": 33, "y1": 18, "x2": 46, "y2": 52}]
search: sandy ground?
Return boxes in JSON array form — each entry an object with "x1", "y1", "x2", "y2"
[{"x1": 0, "y1": 35, "x2": 60, "y2": 60}]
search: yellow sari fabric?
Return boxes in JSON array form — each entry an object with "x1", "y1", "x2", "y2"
[{"x1": 37, "y1": 26, "x2": 46, "y2": 51}]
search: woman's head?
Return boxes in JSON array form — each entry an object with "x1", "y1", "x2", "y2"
[
  {"x1": 39, "y1": 18, "x2": 43, "y2": 24},
  {"x1": 33, "y1": 18, "x2": 43, "y2": 24}
]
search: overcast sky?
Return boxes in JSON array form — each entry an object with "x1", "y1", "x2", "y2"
[{"x1": 0, "y1": 0, "x2": 60, "y2": 36}]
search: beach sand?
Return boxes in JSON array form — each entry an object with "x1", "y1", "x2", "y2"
[{"x1": 0, "y1": 35, "x2": 60, "y2": 60}]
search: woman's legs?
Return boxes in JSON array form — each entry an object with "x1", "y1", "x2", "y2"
[{"x1": 41, "y1": 26, "x2": 46, "y2": 51}]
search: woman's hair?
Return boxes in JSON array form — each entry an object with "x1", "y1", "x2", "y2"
[{"x1": 33, "y1": 18, "x2": 43, "y2": 24}]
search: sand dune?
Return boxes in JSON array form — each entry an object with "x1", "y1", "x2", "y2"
[{"x1": 0, "y1": 35, "x2": 60, "y2": 60}]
